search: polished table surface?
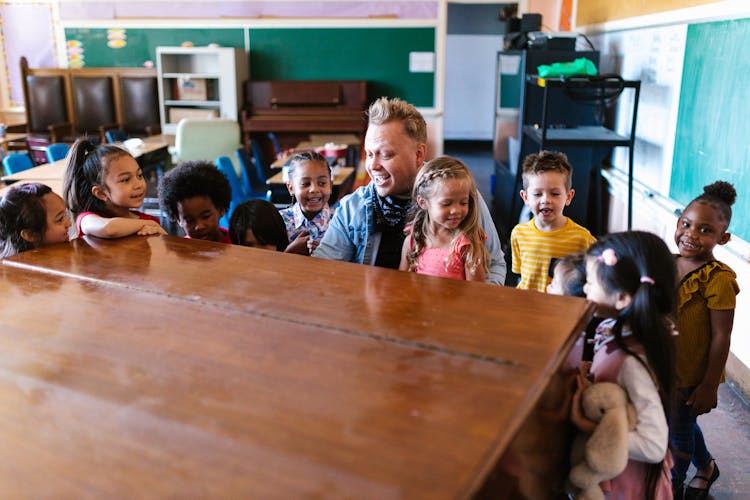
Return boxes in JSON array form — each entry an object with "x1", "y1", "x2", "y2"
[
  {"x1": 1, "y1": 236, "x2": 593, "y2": 498},
  {"x1": 0, "y1": 178, "x2": 64, "y2": 196}
]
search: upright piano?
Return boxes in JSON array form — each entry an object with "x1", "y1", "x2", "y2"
[
  {"x1": 240, "y1": 80, "x2": 368, "y2": 152},
  {"x1": 0, "y1": 235, "x2": 592, "y2": 498}
]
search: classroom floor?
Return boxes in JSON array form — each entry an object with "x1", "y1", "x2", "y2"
[{"x1": 444, "y1": 139, "x2": 750, "y2": 499}]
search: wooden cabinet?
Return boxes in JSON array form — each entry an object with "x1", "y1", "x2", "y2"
[{"x1": 156, "y1": 46, "x2": 248, "y2": 134}]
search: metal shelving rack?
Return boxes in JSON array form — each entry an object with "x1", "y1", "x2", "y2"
[{"x1": 517, "y1": 75, "x2": 641, "y2": 230}]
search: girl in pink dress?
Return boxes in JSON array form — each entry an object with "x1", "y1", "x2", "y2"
[
  {"x1": 399, "y1": 156, "x2": 488, "y2": 281},
  {"x1": 571, "y1": 231, "x2": 676, "y2": 499}
]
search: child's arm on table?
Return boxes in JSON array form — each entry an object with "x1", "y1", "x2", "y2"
[
  {"x1": 464, "y1": 258, "x2": 486, "y2": 282},
  {"x1": 688, "y1": 308, "x2": 734, "y2": 415},
  {"x1": 80, "y1": 213, "x2": 166, "y2": 238}
]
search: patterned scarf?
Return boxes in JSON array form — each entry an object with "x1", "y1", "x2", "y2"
[
  {"x1": 593, "y1": 318, "x2": 632, "y2": 352},
  {"x1": 372, "y1": 190, "x2": 411, "y2": 230}
]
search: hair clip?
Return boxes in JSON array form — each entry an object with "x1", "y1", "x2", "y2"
[
  {"x1": 598, "y1": 248, "x2": 618, "y2": 266},
  {"x1": 640, "y1": 276, "x2": 655, "y2": 285}
]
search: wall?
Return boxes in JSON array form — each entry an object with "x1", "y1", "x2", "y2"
[
  {"x1": 578, "y1": 1, "x2": 750, "y2": 390},
  {"x1": 1, "y1": 0, "x2": 455, "y2": 155},
  {"x1": 576, "y1": 0, "x2": 723, "y2": 26},
  {"x1": 444, "y1": 3, "x2": 507, "y2": 140}
]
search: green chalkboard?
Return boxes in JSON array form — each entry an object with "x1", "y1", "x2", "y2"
[
  {"x1": 671, "y1": 19, "x2": 750, "y2": 241},
  {"x1": 64, "y1": 28, "x2": 245, "y2": 67},
  {"x1": 249, "y1": 27, "x2": 435, "y2": 107}
]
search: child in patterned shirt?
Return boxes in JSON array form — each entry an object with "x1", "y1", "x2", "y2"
[{"x1": 279, "y1": 151, "x2": 334, "y2": 255}]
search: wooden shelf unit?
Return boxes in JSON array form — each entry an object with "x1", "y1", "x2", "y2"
[{"x1": 156, "y1": 46, "x2": 248, "y2": 135}]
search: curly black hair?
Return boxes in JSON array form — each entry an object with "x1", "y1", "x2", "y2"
[
  {"x1": 689, "y1": 180, "x2": 736, "y2": 224},
  {"x1": 158, "y1": 160, "x2": 232, "y2": 222}
]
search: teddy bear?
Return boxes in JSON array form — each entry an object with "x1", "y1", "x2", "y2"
[{"x1": 569, "y1": 381, "x2": 637, "y2": 500}]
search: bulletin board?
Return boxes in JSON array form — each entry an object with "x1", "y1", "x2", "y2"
[
  {"x1": 63, "y1": 28, "x2": 245, "y2": 67},
  {"x1": 248, "y1": 27, "x2": 435, "y2": 107},
  {"x1": 576, "y1": 0, "x2": 722, "y2": 26},
  {"x1": 671, "y1": 18, "x2": 750, "y2": 241}
]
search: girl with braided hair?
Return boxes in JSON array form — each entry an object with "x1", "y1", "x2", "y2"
[{"x1": 399, "y1": 156, "x2": 489, "y2": 281}]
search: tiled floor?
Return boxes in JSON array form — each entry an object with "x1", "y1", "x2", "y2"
[{"x1": 444, "y1": 139, "x2": 750, "y2": 499}]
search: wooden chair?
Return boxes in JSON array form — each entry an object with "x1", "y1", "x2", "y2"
[
  {"x1": 70, "y1": 76, "x2": 118, "y2": 143},
  {"x1": 118, "y1": 76, "x2": 161, "y2": 137},
  {"x1": 18, "y1": 57, "x2": 159, "y2": 164},
  {"x1": 20, "y1": 57, "x2": 74, "y2": 164}
]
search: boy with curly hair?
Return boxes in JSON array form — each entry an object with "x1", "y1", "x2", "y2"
[{"x1": 158, "y1": 160, "x2": 233, "y2": 243}]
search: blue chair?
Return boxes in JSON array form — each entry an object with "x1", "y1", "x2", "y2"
[
  {"x1": 45, "y1": 143, "x2": 70, "y2": 163},
  {"x1": 235, "y1": 147, "x2": 271, "y2": 201},
  {"x1": 216, "y1": 156, "x2": 249, "y2": 228},
  {"x1": 248, "y1": 138, "x2": 274, "y2": 182},
  {"x1": 105, "y1": 129, "x2": 128, "y2": 143},
  {"x1": 2, "y1": 152, "x2": 34, "y2": 176},
  {"x1": 267, "y1": 132, "x2": 282, "y2": 158}
]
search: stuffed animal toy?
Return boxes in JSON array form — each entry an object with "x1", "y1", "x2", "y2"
[{"x1": 569, "y1": 381, "x2": 637, "y2": 500}]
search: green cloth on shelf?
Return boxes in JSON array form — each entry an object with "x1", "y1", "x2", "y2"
[{"x1": 537, "y1": 57, "x2": 598, "y2": 78}]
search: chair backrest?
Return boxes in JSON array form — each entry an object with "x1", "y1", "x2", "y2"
[
  {"x1": 216, "y1": 155, "x2": 249, "y2": 228},
  {"x1": 105, "y1": 129, "x2": 128, "y2": 143},
  {"x1": 24, "y1": 75, "x2": 68, "y2": 134},
  {"x1": 235, "y1": 147, "x2": 271, "y2": 198},
  {"x1": 267, "y1": 132, "x2": 282, "y2": 157},
  {"x1": 119, "y1": 76, "x2": 161, "y2": 135},
  {"x1": 71, "y1": 76, "x2": 117, "y2": 136},
  {"x1": 249, "y1": 138, "x2": 275, "y2": 181},
  {"x1": 216, "y1": 156, "x2": 247, "y2": 202},
  {"x1": 45, "y1": 143, "x2": 70, "y2": 163},
  {"x1": 175, "y1": 119, "x2": 241, "y2": 171},
  {"x1": 2, "y1": 153, "x2": 34, "y2": 176}
]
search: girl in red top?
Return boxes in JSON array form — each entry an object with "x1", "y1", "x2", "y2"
[{"x1": 63, "y1": 139, "x2": 165, "y2": 238}]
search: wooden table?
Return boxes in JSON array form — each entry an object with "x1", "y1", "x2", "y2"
[
  {"x1": 0, "y1": 132, "x2": 28, "y2": 153},
  {"x1": 1, "y1": 236, "x2": 593, "y2": 498},
  {"x1": 271, "y1": 134, "x2": 362, "y2": 168},
  {"x1": 0, "y1": 178, "x2": 64, "y2": 197}
]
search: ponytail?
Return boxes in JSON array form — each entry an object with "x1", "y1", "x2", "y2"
[{"x1": 587, "y1": 231, "x2": 677, "y2": 500}]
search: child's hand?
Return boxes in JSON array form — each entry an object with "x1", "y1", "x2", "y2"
[
  {"x1": 687, "y1": 382, "x2": 719, "y2": 416},
  {"x1": 307, "y1": 238, "x2": 320, "y2": 253},
  {"x1": 285, "y1": 231, "x2": 312, "y2": 255},
  {"x1": 570, "y1": 367, "x2": 596, "y2": 433},
  {"x1": 137, "y1": 221, "x2": 167, "y2": 236}
]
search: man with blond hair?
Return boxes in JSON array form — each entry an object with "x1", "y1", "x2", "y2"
[{"x1": 315, "y1": 97, "x2": 506, "y2": 285}]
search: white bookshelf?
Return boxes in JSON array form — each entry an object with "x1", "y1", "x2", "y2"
[{"x1": 156, "y1": 46, "x2": 248, "y2": 135}]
